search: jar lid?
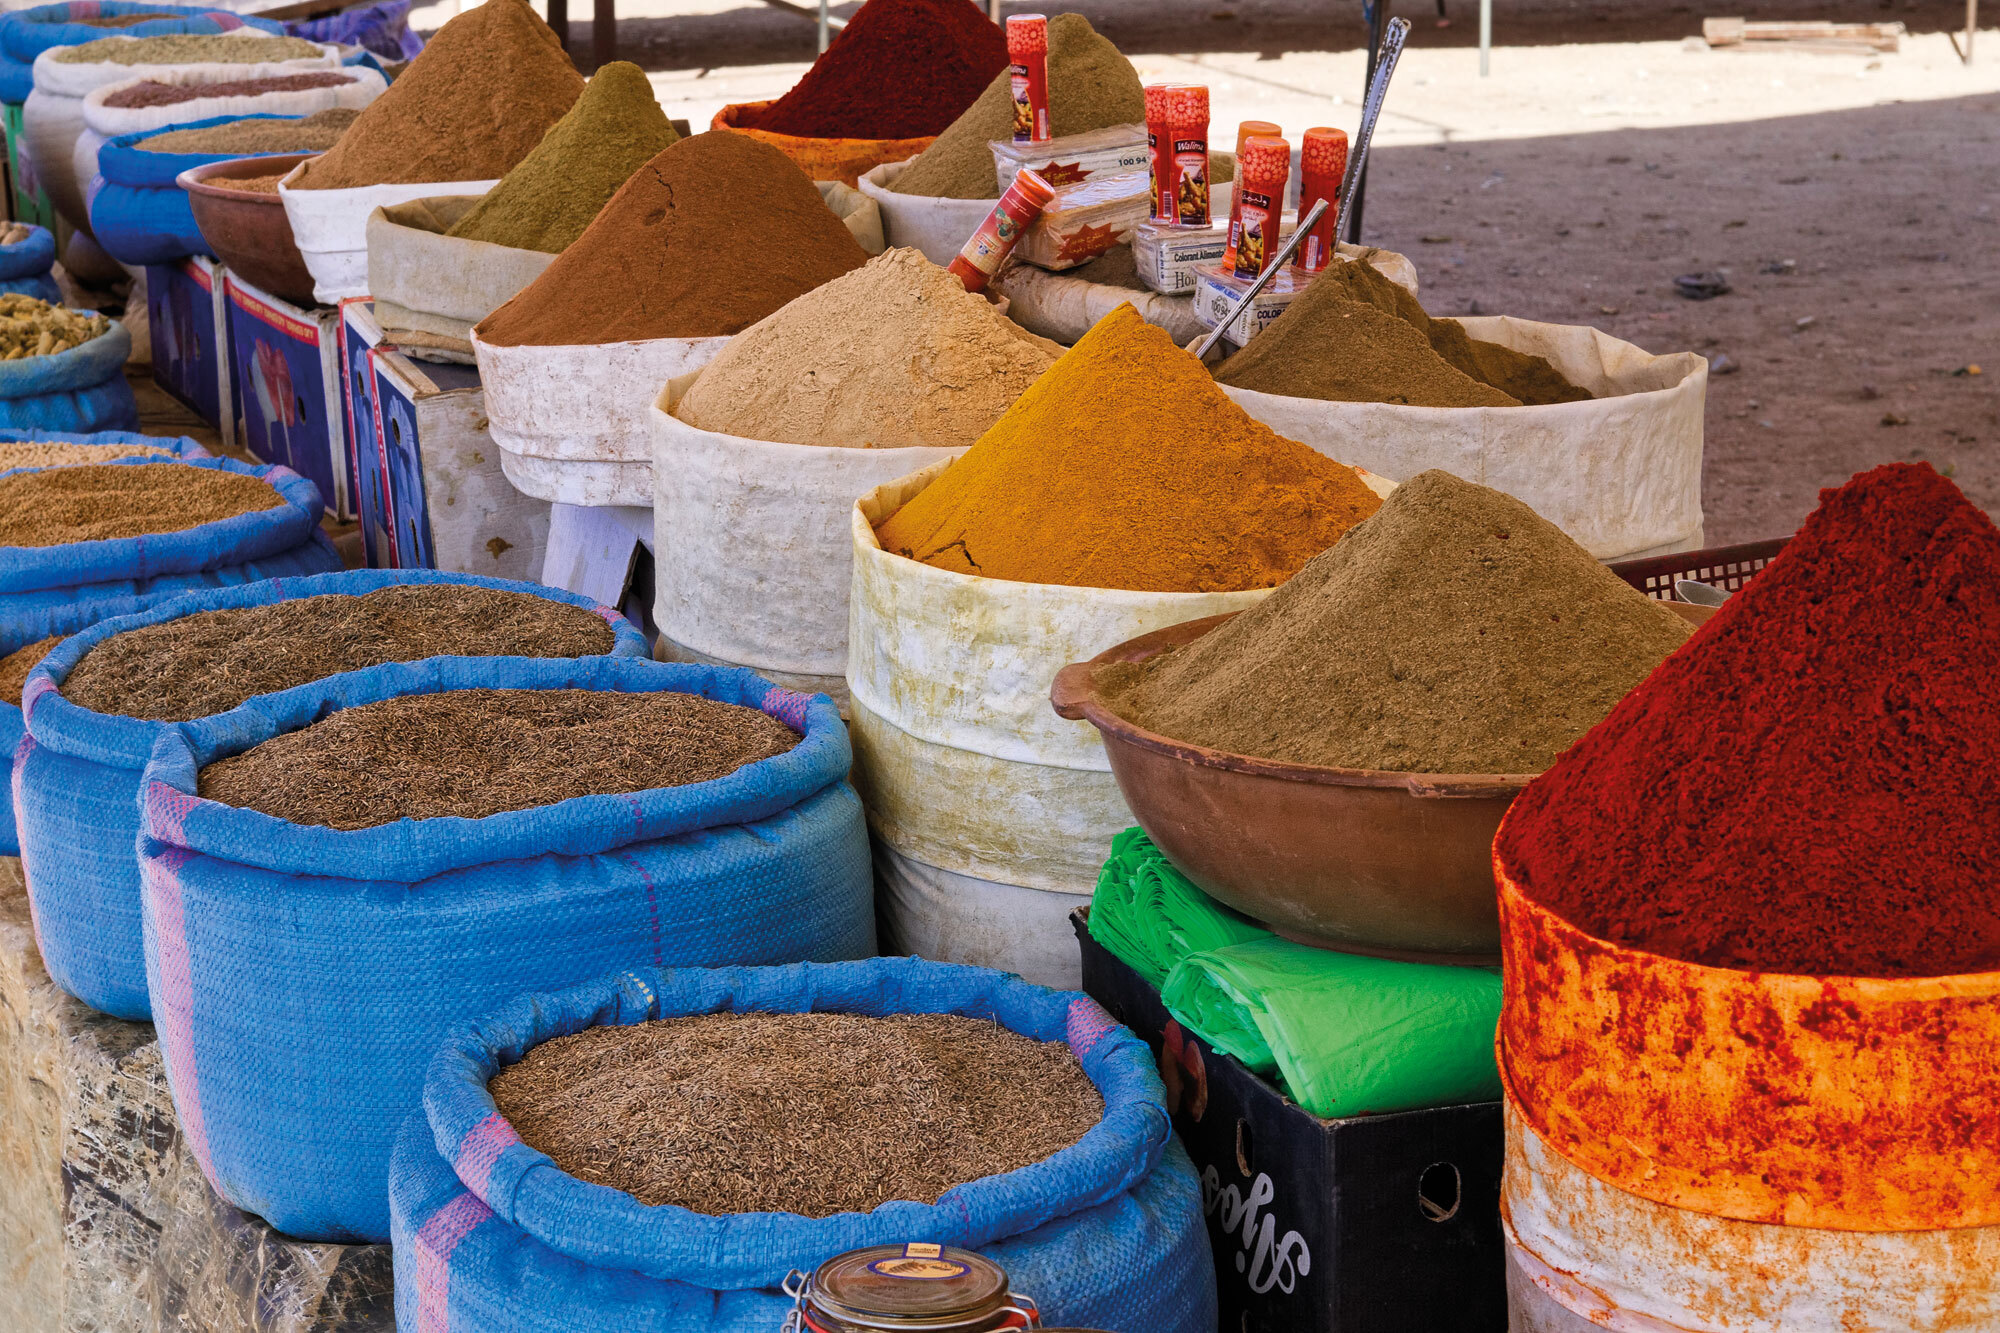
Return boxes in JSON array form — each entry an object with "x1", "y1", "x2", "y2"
[{"x1": 807, "y1": 1244, "x2": 1013, "y2": 1329}]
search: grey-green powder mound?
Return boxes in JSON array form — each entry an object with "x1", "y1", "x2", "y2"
[
  {"x1": 1097, "y1": 469, "x2": 1693, "y2": 773},
  {"x1": 56, "y1": 34, "x2": 323, "y2": 64},
  {"x1": 891, "y1": 12, "x2": 1142, "y2": 199}
]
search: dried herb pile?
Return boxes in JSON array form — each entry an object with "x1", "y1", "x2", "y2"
[{"x1": 0, "y1": 464, "x2": 284, "y2": 548}]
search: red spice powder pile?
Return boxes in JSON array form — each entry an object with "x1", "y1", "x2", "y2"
[
  {"x1": 747, "y1": 0, "x2": 1007, "y2": 139},
  {"x1": 1497, "y1": 462, "x2": 2000, "y2": 978}
]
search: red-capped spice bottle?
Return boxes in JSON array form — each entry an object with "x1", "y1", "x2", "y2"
[
  {"x1": 1006, "y1": 14, "x2": 1051, "y2": 144},
  {"x1": 1222, "y1": 119, "x2": 1280, "y2": 269},
  {"x1": 1294, "y1": 126, "x2": 1349, "y2": 273},
  {"x1": 1232, "y1": 134, "x2": 1290, "y2": 279},
  {"x1": 1144, "y1": 83, "x2": 1179, "y2": 222},
  {"x1": 948, "y1": 167, "x2": 1055, "y2": 293},
  {"x1": 1169, "y1": 84, "x2": 1211, "y2": 226}
]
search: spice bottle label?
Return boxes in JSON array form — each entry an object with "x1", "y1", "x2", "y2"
[
  {"x1": 867, "y1": 1256, "x2": 971, "y2": 1280},
  {"x1": 1173, "y1": 137, "x2": 1210, "y2": 225},
  {"x1": 1234, "y1": 188, "x2": 1276, "y2": 278}
]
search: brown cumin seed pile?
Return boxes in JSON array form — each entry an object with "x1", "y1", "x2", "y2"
[
  {"x1": 0, "y1": 463, "x2": 284, "y2": 547},
  {"x1": 488, "y1": 1012, "x2": 1104, "y2": 1217},
  {"x1": 197, "y1": 688, "x2": 800, "y2": 828},
  {"x1": 1, "y1": 637, "x2": 58, "y2": 707}
]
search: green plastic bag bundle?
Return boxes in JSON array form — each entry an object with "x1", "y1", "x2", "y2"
[
  {"x1": 1089, "y1": 827, "x2": 1270, "y2": 985},
  {"x1": 1162, "y1": 938, "x2": 1503, "y2": 1118}
]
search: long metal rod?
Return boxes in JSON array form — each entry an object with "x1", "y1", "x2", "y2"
[
  {"x1": 1190, "y1": 198, "x2": 1329, "y2": 361},
  {"x1": 1480, "y1": 0, "x2": 1492, "y2": 75},
  {"x1": 1339, "y1": 15, "x2": 1410, "y2": 245}
]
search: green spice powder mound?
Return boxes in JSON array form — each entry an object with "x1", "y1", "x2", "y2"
[
  {"x1": 891, "y1": 12, "x2": 1144, "y2": 199},
  {"x1": 55, "y1": 34, "x2": 323, "y2": 64},
  {"x1": 447, "y1": 61, "x2": 679, "y2": 255}
]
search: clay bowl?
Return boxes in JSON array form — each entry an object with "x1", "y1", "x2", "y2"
[
  {"x1": 180, "y1": 153, "x2": 317, "y2": 307},
  {"x1": 1052, "y1": 604, "x2": 1713, "y2": 965}
]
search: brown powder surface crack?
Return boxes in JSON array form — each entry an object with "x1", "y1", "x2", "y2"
[
  {"x1": 62, "y1": 585, "x2": 616, "y2": 721},
  {"x1": 197, "y1": 687, "x2": 800, "y2": 828},
  {"x1": 0, "y1": 464, "x2": 284, "y2": 548},
  {"x1": 489, "y1": 1011, "x2": 1104, "y2": 1217}
]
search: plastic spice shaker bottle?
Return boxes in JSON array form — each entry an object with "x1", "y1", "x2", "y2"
[
  {"x1": 1169, "y1": 85, "x2": 1212, "y2": 226},
  {"x1": 1232, "y1": 135, "x2": 1291, "y2": 279},
  {"x1": 1144, "y1": 84, "x2": 1180, "y2": 222},
  {"x1": 784, "y1": 1244, "x2": 1043, "y2": 1332},
  {"x1": 1295, "y1": 126, "x2": 1349, "y2": 273},
  {"x1": 948, "y1": 167, "x2": 1055, "y2": 293},
  {"x1": 1222, "y1": 119, "x2": 1280, "y2": 268},
  {"x1": 1007, "y1": 15, "x2": 1051, "y2": 143}
]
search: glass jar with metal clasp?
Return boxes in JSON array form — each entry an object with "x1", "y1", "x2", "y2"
[{"x1": 781, "y1": 1244, "x2": 1041, "y2": 1333}]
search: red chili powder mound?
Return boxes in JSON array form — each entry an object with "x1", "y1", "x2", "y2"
[
  {"x1": 1497, "y1": 462, "x2": 2000, "y2": 978},
  {"x1": 747, "y1": 0, "x2": 1008, "y2": 140}
]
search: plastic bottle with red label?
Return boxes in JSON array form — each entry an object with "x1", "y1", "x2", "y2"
[
  {"x1": 1143, "y1": 84, "x2": 1178, "y2": 222},
  {"x1": 1221, "y1": 119, "x2": 1280, "y2": 270},
  {"x1": 948, "y1": 167, "x2": 1056, "y2": 293},
  {"x1": 1231, "y1": 135, "x2": 1290, "y2": 279},
  {"x1": 1169, "y1": 85, "x2": 1211, "y2": 226},
  {"x1": 1294, "y1": 126, "x2": 1349, "y2": 273},
  {"x1": 1006, "y1": 15, "x2": 1050, "y2": 144}
]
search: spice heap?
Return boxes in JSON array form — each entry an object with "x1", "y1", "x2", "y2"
[
  {"x1": 292, "y1": 0, "x2": 582, "y2": 190},
  {"x1": 103, "y1": 71, "x2": 354, "y2": 109},
  {"x1": 478, "y1": 132, "x2": 869, "y2": 348},
  {"x1": 892, "y1": 13, "x2": 1143, "y2": 199},
  {"x1": 1213, "y1": 258, "x2": 1590, "y2": 407},
  {"x1": 1, "y1": 637, "x2": 57, "y2": 707},
  {"x1": 1499, "y1": 463, "x2": 2000, "y2": 978},
  {"x1": 211, "y1": 174, "x2": 288, "y2": 195},
  {"x1": 136, "y1": 107, "x2": 359, "y2": 155},
  {"x1": 1098, "y1": 470, "x2": 1691, "y2": 772},
  {"x1": 54, "y1": 33, "x2": 323, "y2": 63},
  {"x1": 0, "y1": 463, "x2": 283, "y2": 548},
  {"x1": 489, "y1": 1011, "x2": 1102, "y2": 1217},
  {"x1": 747, "y1": 0, "x2": 1007, "y2": 140},
  {"x1": 0, "y1": 441, "x2": 171, "y2": 471},
  {"x1": 198, "y1": 688, "x2": 800, "y2": 828},
  {"x1": 0, "y1": 296, "x2": 110, "y2": 359},
  {"x1": 874, "y1": 303, "x2": 1381, "y2": 591},
  {"x1": 675, "y1": 248, "x2": 1058, "y2": 448},
  {"x1": 446, "y1": 61, "x2": 678, "y2": 255},
  {"x1": 61, "y1": 585, "x2": 616, "y2": 722}
]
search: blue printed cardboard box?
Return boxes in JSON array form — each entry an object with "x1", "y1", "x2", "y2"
[
  {"x1": 223, "y1": 271, "x2": 349, "y2": 519},
  {"x1": 146, "y1": 257, "x2": 233, "y2": 441}
]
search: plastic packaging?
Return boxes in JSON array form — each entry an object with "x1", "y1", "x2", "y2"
[
  {"x1": 1221, "y1": 119, "x2": 1278, "y2": 269},
  {"x1": 989, "y1": 122, "x2": 1147, "y2": 194},
  {"x1": 1231, "y1": 134, "x2": 1289, "y2": 278},
  {"x1": 1295, "y1": 127, "x2": 1348, "y2": 273},
  {"x1": 1134, "y1": 216, "x2": 1230, "y2": 295},
  {"x1": 1166, "y1": 84, "x2": 1209, "y2": 226},
  {"x1": 948, "y1": 167, "x2": 1052, "y2": 293},
  {"x1": 1143, "y1": 84, "x2": 1174, "y2": 222},
  {"x1": 1005, "y1": 14, "x2": 1048, "y2": 143},
  {"x1": 1011, "y1": 167, "x2": 1146, "y2": 271},
  {"x1": 1192, "y1": 257, "x2": 1307, "y2": 347}
]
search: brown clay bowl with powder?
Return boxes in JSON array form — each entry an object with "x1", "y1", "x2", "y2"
[
  {"x1": 180, "y1": 154, "x2": 318, "y2": 306},
  {"x1": 1053, "y1": 604, "x2": 1714, "y2": 964}
]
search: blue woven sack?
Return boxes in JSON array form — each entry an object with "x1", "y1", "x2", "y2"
[
  {"x1": 0, "y1": 3, "x2": 282, "y2": 104},
  {"x1": 137, "y1": 657, "x2": 876, "y2": 1243},
  {"x1": 389, "y1": 958, "x2": 1217, "y2": 1333},
  {"x1": 0, "y1": 222, "x2": 60, "y2": 301},
  {"x1": 2, "y1": 450, "x2": 331, "y2": 856},
  {"x1": 90, "y1": 114, "x2": 307, "y2": 265},
  {"x1": 0, "y1": 315, "x2": 137, "y2": 433},
  {"x1": 16, "y1": 569, "x2": 647, "y2": 1019}
]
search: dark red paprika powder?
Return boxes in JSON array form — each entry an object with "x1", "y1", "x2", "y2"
[
  {"x1": 1496, "y1": 462, "x2": 2000, "y2": 979},
  {"x1": 747, "y1": 0, "x2": 1008, "y2": 140}
]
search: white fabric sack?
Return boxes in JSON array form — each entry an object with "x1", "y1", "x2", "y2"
[
  {"x1": 1222, "y1": 316, "x2": 1707, "y2": 560},
  {"x1": 873, "y1": 838, "x2": 1091, "y2": 990},
  {"x1": 855, "y1": 158, "x2": 992, "y2": 266},
  {"x1": 365, "y1": 197, "x2": 555, "y2": 359},
  {"x1": 282, "y1": 164, "x2": 499, "y2": 306},
  {"x1": 81, "y1": 60, "x2": 379, "y2": 138},
  {"x1": 25, "y1": 32, "x2": 342, "y2": 231},
  {"x1": 817, "y1": 179, "x2": 885, "y2": 255},
  {"x1": 651, "y1": 371, "x2": 961, "y2": 702}
]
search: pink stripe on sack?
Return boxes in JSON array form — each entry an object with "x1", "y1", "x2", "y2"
[
  {"x1": 1066, "y1": 996, "x2": 1119, "y2": 1060},
  {"x1": 206, "y1": 13, "x2": 247, "y2": 30},
  {"x1": 143, "y1": 847, "x2": 216, "y2": 1183},
  {"x1": 20, "y1": 671, "x2": 55, "y2": 714},
  {"x1": 415, "y1": 1192, "x2": 494, "y2": 1333},
  {"x1": 760, "y1": 686, "x2": 811, "y2": 733},
  {"x1": 14, "y1": 733, "x2": 50, "y2": 964},
  {"x1": 454, "y1": 1112, "x2": 522, "y2": 1197},
  {"x1": 146, "y1": 779, "x2": 202, "y2": 844}
]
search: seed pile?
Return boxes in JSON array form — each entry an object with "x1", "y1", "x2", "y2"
[
  {"x1": 54, "y1": 33, "x2": 323, "y2": 63},
  {"x1": 478, "y1": 131, "x2": 870, "y2": 348},
  {"x1": 1098, "y1": 470, "x2": 1691, "y2": 772},
  {"x1": 675, "y1": 247, "x2": 1059, "y2": 448},
  {"x1": 892, "y1": 12, "x2": 1143, "y2": 198},
  {"x1": 197, "y1": 688, "x2": 801, "y2": 828},
  {"x1": 210, "y1": 173, "x2": 287, "y2": 195},
  {"x1": 747, "y1": 0, "x2": 1007, "y2": 140},
  {"x1": 103, "y1": 71, "x2": 352, "y2": 109},
  {"x1": 0, "y1": 441, "x2": 171, "y2": 471},
  {"x1": 292, "y1": 0, "x2": 582, "y2": 190},
  {"x1": 1499, "y1": 463, "x2": 2000, "y2": 977},
  {"x1": 1, "y1": 637, "x2": 58, "y2": 707},
  {"x1": 0, "y1": 463, "x2": 284, "y2": 548},
  {"x1": 61, "y1": 585, "x2": 616, "y2": 721},
  {"x1": 0, "y1": 296, "x2": 110, "y2": 359},
  {"x1": 489, "y1": 1011, "x2": 1103, "y2": 1217},
  {"x1": 1, "y1": 223, "x2": 34, "y2": 247},
  {"x1": 446, "y1": 61, "x2": 679, "y2": 255},
  {"x1": 136, "y1": 107, "x2": 359, "y2": 155}
]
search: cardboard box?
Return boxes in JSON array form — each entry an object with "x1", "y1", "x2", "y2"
[
  {"x1": 223, "y1": 271, "x2": 350, "y2": 519},
  {"x1": 1072, "y1": 910, "x2": 1506, "y2": 1333},
  {"x1": 145, "y1": 258, "x2": 233, "y2": 442},
  {"x1": 339, "y1": 300, "x2": 548, "y2": 583}
]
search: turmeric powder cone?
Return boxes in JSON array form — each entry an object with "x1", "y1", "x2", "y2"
[{"x1": 873, "y1": 303, "x2": 1383, "y2": 592}]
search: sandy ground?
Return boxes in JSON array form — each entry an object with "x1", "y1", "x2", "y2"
[{"x1": 411, "y1": 0, "x2": 1999, "y2": 541}]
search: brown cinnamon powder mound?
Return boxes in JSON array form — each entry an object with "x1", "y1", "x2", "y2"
[
  {"x1": 1, "y1": 637, "x2": 58, "y2": 707},
  {"x1": 291, "y1": 0, "x2": 582, "y2": 190},
  {"x1": 0, "y1": 464, "x2": 284, "y2": 548},
  {"x1": 62, "y1": 585, "x2": 616, "y2": 722},
  {"x1": 477, "y1": 131, "x2": 869, "y2": 348},
  {"x1": 489, "y1": 1011, "x2": 1103, "y2": 1217},
  {"x1": 197, "y1": 687, "x2": 800, "y2": 828},
  {"x1": 1098, "y1": 470, "x2": 1690, "y2": 773}
]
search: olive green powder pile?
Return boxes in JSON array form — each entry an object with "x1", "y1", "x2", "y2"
[
  {"x1": 55, "y1": 33, "x2": 323, "y2": 64},
  {"x1": 490, "y1": 1011, "x2": 1103, "y2": 1217},
  {"x1": 447, "y1": 61, "x2": 679, "y2": 254},
  {"x1": 0, "y1": 464, "x2": 284, "y2": 548},
  {"x1": 136, "y1": 108, "x2": 359, "y2": 156},
  {"x1": 892, "y1": 13, "x2": 1143, "y2": 199},
  {"x1": 1099, "y1": 470, "x2": 1692, "y2": 773}
]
